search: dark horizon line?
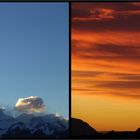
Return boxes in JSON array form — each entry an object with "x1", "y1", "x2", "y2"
[{"x1": 73, "y1": 117, "x2": 140, "y2": 132}]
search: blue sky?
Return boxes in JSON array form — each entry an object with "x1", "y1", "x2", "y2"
[{"x1": 0, "y1": 3, "x2": 68, "y2": 117}]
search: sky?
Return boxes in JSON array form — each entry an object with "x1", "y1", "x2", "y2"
[
  {"x1": 0, "y1": 3, "x2": 68, "y2": 117},
  {"x1": 72, "y1": 2, "x2": 140, "y2": 131}
]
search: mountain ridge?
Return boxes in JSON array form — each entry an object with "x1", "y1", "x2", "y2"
[
  {"x1": 0, "y1": 110, "x2": 68, "y2": 138},
  {"x1": 71, "y1": 118, "x2": 140, "y2": 138}
]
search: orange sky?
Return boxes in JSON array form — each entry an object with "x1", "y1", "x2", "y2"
[{"x1": 72, "y1": 2, "x2": 140, "y2": 131}]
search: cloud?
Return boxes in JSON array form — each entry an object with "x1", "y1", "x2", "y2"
[
  {"x1": 72, "y1": 3, "x2": 140, "y2": 100},
  {"x1": 81, "y1": 44, "x2": 140, "y2": 61},
  {"x1": 72, "y1": 3, "x2": 140, "y2": 32},
  {"x1": 15, "y1": 96, "x2": 45, "y2": 113},
  {"x1": 72, "y1": 70, "x2": 101, "y2": 78},
  {"x1": 96, "y1": 80, "x2": 140, "y2": 89},
  {"x1": 72, "y1": 7, "x2": 115, "y2": 21},
  {"x1": 72, "y1": 69, "x2": 140, "y2": 99},
  {"x1": 0, "y1": 107, "x2": 5, "y2": 112}
]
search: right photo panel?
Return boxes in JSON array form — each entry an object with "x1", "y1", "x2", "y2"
[{"x1": 71, "y1": 2, "x2": 140, "y2": 139}]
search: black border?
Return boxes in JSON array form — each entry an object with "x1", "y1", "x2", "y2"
[
  {"x1": 1, "y1": 0, "x2": 140, "y2": 1},
  {"x1": 69, "y1": 2, "x2": 71, "y2": 139},
  {"x1": 0, "y1": 0, "x2": 140, "y2": 2}
]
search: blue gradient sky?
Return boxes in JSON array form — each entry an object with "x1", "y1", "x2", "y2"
[{"x1": 0, "y1": 3, "x2": 68, "y2": 117}]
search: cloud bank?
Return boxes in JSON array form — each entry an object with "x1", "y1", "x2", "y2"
[
  {"x1": 72, "y1": 2, "x2": 140, "y2": 99},
  {"x1": 15, "y1": 96, "x2": 45, "y2": 113}
]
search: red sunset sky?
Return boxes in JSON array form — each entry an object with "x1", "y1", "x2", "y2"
[{"x1": 72, "y1": 2, "x2": 140, "y2": 131}]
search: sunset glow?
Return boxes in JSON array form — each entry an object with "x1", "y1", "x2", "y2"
[{"x1": 72, "y1": 2, "x2": 140, "y2": 131}]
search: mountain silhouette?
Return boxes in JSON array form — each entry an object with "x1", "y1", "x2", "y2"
[
  {"x1": 71, "y1": 118, "x2": 97, "y2": 137},
  {"x1": 136, "y1": 128, "x2": 140, "y2": 133},
  {"x1": 71, "y1": 118, "x2": 140, "y2": 138}
]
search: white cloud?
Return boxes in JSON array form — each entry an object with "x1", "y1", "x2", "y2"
[{"x1": 15, "y1": 96, "x2": 45, "y2": 113}]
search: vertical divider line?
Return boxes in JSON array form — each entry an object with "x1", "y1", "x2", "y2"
[{"x1": 69, "y1": 1, "x2": 71, "y2": 138}]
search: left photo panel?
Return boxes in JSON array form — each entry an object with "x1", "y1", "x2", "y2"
[{"x1": 0, "y1": 2, "x2": 69, "y2": 138}]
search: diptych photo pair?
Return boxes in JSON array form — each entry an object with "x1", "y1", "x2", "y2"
[{"x1": 0, "y1": 1, "x2": 140, "y2": 139}]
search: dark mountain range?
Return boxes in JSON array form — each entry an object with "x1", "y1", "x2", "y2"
[
  {"x1": 71, "y1": 118, "x2": 96, "y2": 137},
  {"x1": 71, "y1": 118, "x2": 140, "y2": 139},
  {"x1": 0, "y1": 110, "x2": 69, "y2": 138}
]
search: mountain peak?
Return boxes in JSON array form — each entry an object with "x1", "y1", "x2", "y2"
[
  {"x1": 0, "y1": 110, "x2": 13, "y2": 121},
  {"x1": 136, "y1": 128, "x2": 140, "y2": 133},
  {"x1": 0, "y1": 113, "x2": 68, "y2": 138},
  {"x1": 71, "y1": 118, "x2": 96, "y2": 137}
]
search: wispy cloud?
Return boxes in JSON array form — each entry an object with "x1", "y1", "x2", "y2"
[
  {"x1": 72, "y1": 3, "x2": 140, "y2": 99},
  {"x1": 72, "y1": 2, "x2": 140, "y2": 32}
]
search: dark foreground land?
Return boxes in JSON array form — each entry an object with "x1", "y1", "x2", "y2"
[{"x1": 71, "y1": 118, "x2": 140, "y2": 139}]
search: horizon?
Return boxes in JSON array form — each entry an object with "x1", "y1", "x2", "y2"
[{"x1": 73, "y1": 117, "x2": 140, "y2": 132}]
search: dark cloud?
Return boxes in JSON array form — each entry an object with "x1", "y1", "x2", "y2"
[
  {"x1": 72, "y1": 15, "x2": 140, "y2": 32},
  {"x1": 95, "y1": 44, "x2": 139, "y2": 55},
  {"x1": 72, "y1": 3, "x2": 140, "y2": 32},
  {"x1": 79, "y1": 55, "x2": 140, "y2": 62},
  {"x1": 72, "y1": 2, "x2": 140, "y2": 12},
  {"x1": 73, "y1": 70, "x2": 140, "y2": 81},
  {"x1": 72, "y1": 8, "x2": 91, "y2": 18},
  {"x1": 72, "y1": 40, "x2": 140, "y2": 61},
  {"x1": 72, "y1": 88, "x2": 95, "y2": 92},
  {"x1": 96, "y1": 81, "x2": 140, "y2": 89},
  {"x1": 110, "y1": 73, "x2": 140, "y2": 81},
  {"x1": 72, "y1": 70, "x2": 101, "y2": 77}
]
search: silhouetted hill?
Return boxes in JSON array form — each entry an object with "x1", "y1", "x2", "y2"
[
  {"x1": 71, "y1": 118, "x2": 97, "y2": 137},
  {"x1": 71, "y1": 118, "x2": 140, "y2": 138},
  {"x1": 136, "y1": 128, "x2": 140, "y2": 133}
]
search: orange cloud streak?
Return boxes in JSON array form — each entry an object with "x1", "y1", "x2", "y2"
[{"x1": 72, "y1": 2, "x2": 140, "y2": 131}]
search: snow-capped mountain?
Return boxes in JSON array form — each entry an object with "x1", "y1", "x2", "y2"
[
  {"x1": 0, "y1": 110, "x2": 69, "y2": 138},
  {"x1": 0, "y1": 110, "x2": 17, "y2": 136},
  {"x1": 16, "y1": 113, "x2": 35, "y2": 124}
]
